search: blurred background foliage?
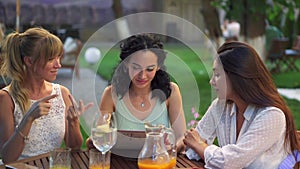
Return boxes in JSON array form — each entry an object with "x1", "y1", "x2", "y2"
[{"x1": 212, "y1": 0, "x2": 300, "y2": 45}]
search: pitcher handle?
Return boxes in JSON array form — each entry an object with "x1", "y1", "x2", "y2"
[{"x1": 163, "y1": 127, "x2": 177, "y2": 155}]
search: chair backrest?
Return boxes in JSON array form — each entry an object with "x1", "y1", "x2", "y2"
[
  {"x1": 267, "y1": 38, "x2": 289, "y2": 59},
  {"x1": 265, "y1": 25, "x2": 284, "y2": 52},
  {"x1": 278, "y1": 131, "x2": 300, "y2": 169},
  {"x1": 292, "y1": 36, "x2": 300, "y2": 51},
  {"x1": 60, "y1": 38, "x2": 82, "y2": 78}
]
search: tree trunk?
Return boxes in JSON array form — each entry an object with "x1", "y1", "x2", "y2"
[
  {"x1": 242, "y1": 0, "x2": 266, "y2": 60},
  {"x1": 112, "y1": 0, "x2": 130, "y2": 39},
  {"x1": 201, "y1": 0, "x2": 223, "y2": 48},
  {"x1": 112, "y1": 0, "x2": 123, "y2": 18},
  {"x1": 224, "y1": 0, "x2": 266, "y2": 60}
]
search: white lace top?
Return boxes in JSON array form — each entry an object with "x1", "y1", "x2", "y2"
[{"x1": 4, "y1": 83, "x2": 66, "y2": 158}]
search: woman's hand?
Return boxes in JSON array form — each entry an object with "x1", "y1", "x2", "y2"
[
  {"x1": 25, "y1": 94, "x2": 58, "y2": 121},
  {"x1": 85, "y1": 137, "x2": 96, "y2": 150},
  {"x1": 183, "y1": 128, "x2": 205, "y2": 150},
  {"x1": 66, "y1": 95, "x2": 93, "y2": 121},
  {"x1": 183, "y1": 128, "x2": 208, "y2": 159},
  {"x1": 176, "y1": 137, "x2": 186, "y2": 154}
]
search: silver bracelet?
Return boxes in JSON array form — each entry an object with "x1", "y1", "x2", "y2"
[{"x1": 16, "y1": 126, "x2": 29, "y2": 142}]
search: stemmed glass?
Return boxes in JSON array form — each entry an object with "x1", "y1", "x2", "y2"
[{"x1": 91, "y1": 112, "x2": 117, "y2": 169}]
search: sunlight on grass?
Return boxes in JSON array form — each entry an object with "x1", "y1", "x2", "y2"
[{"x1": 272, "y1": 72, "x2": 300, "y2": 88}]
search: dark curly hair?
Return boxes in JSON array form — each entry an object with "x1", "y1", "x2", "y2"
[{"x1": 111, "y1": 33, "x2": 171, "y2": 101}]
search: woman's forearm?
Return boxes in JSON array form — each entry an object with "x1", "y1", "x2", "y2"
[
  {"x1": 65, "y1": 118, "x2": 83, "y2": 148},
  {"x1": 1, "y1": 117, "x2": 33, "y2": 163},
  {"x1": 192, "y1": 141, "x2": 208, "y2": 160}
]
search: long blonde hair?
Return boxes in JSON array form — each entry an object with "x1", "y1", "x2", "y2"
[
  {"x1": 0, "y1": 23, "x2": 4, "y2": 42},
  {"x1": 0, "y1": 27, "x2": 63, "y2": 113}
]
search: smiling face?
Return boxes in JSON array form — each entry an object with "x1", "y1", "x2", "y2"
[
  {"x1": 21, "y1": 28, "x2": 64, "y2": 82},
  {"x1": 30, "y1": 55, "x2": 62, "y2": 82},
  {"x1": 127, "y1": 50, "x2": 159, "y2": 89},
  {"x1": 210, "y1": 58, "x2": 233, "y2": 99}
]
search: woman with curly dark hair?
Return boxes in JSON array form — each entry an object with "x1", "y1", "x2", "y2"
[{"x1": 87, "y1": 33, "x2": 186, "y2": 158}]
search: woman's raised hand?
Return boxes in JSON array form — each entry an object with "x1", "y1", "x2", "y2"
[
  {"x1": 25, "y1": 94, "x2": 58, "y2": 121},
  {"x1": 67, "y1": 94, "x2": 94, "y2": 121}
]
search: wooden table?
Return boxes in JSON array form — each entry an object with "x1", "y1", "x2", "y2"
[{"x1": 1, "y1": 149, "x2": 205, "y2": 169}]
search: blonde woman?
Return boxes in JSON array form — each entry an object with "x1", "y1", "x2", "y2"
[{"x1": 0, "y1": 27, "x2": 92, "y2": 163}]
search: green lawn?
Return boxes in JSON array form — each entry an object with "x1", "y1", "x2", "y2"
[{"x1": 78, "y1": 44, "x2": 300, "y2": 148}]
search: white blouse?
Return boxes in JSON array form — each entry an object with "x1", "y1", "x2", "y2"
[
  {"x1": 196, "y1": 99, "x2": 288, "y2": 169},
  {"x1": 4, "y1": 84, "x2": 66, "y2": 158}
]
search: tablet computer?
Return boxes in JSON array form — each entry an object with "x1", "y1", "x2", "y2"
[{"x1": 112, "y1": 130, "x2": 146, "y2": 158}]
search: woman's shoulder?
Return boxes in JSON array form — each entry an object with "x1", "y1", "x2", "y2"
[
  {"x1": 102, "y1": 85, "x2": 114, "y2": 97},
  {"x1": 104, "y1": 85, "x2": 113, "y2": 92},
  {"x1": 206, "y1": 98, "x2": 228, "y2": 113},
  {"x1": 102, "y1": 85, "x2": 115, "y2": 100},
  {"x1": 169, "y1": 82, "x2": 180, "y2": 92},
  {"x1": 55, "y1": 84, "x2": 70, "y2": 94},
  {"x1": 166, "y1": 82, "x2": 181, "y2": 106},
  {"x1": 51, "y1": 83, "x2": 70, "y2": 101},
  {"x1": 170, "y1": 82, "x2": 178, "y2": 87},
  {"x1": 0, "y1": 89, "x2": 12, "y2": 103},
  {"x1": 45, "y1": 81, "x2": 68, "y2": 94},
  {"x1": 0, "y1": 89, "x2": 14, "y2": 112},
  {"x1": 167, "y1": 82, "x2": 180, "y2": 99},
  {"x1": 100, "y1": 85, "x2": 115, "y2": 112},
  {"x1": 257, "y1": 106, "x2": 285, "y2": 118}
]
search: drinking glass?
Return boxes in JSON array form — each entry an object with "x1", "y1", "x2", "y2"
[
  {"x1": 91, "y1": 112, "x2": 117, "y2": 169},
  {"x1": 89, "y1": 149, "x2": 111, "y2": 169},
  {"x1": 49, "y1": 148, "x2": 71, "y2": 169}
]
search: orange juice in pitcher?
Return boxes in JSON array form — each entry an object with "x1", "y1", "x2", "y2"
[
  {"x1": 138, "y1": 159, "x2": 170, "y2": 169},
  {"x1": 137, "y1": 123, "x2": 177, "y2": 169},
  {"x1": 168, "y1": 157, "x2": 176, "y2": 169}
]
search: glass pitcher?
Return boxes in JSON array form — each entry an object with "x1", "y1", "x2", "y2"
[{"x1": 138, "y1": 123, "x2": 176, "y2": 169}]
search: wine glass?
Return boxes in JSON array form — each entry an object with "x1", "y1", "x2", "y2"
[{"x1": 91, "y1": 112, "x2": 117, "y2": 169}]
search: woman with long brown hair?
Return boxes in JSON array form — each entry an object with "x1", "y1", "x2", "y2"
[{"x1": 183, "y1": 41, "x2": 299, "y2": 168}]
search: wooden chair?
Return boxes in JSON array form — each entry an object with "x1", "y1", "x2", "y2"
[
  {"x1": 278, "y1": 131, "x2": 300, "y2": 169},
  {"x1": 266, "y1": 38, "x2": 289, "y2": 73},
  {"x1": 60, "y1": 38, "x2": 82, "y2": 78},
  {"x1": 0, "y1": 59, "x2": 10, "y2": 89},
  {"x1": 0, "y1": 75, "x2": 10, "y2": 89},
  {"x1": 284, "y1": 36, "x2": 300, "y2": 72},
  {"x1": 0, "y1": 51, "x2": 10, "y2": 88},
  {"x1": 292, "y1": 130, "x2": 300, "y2": 169}
]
